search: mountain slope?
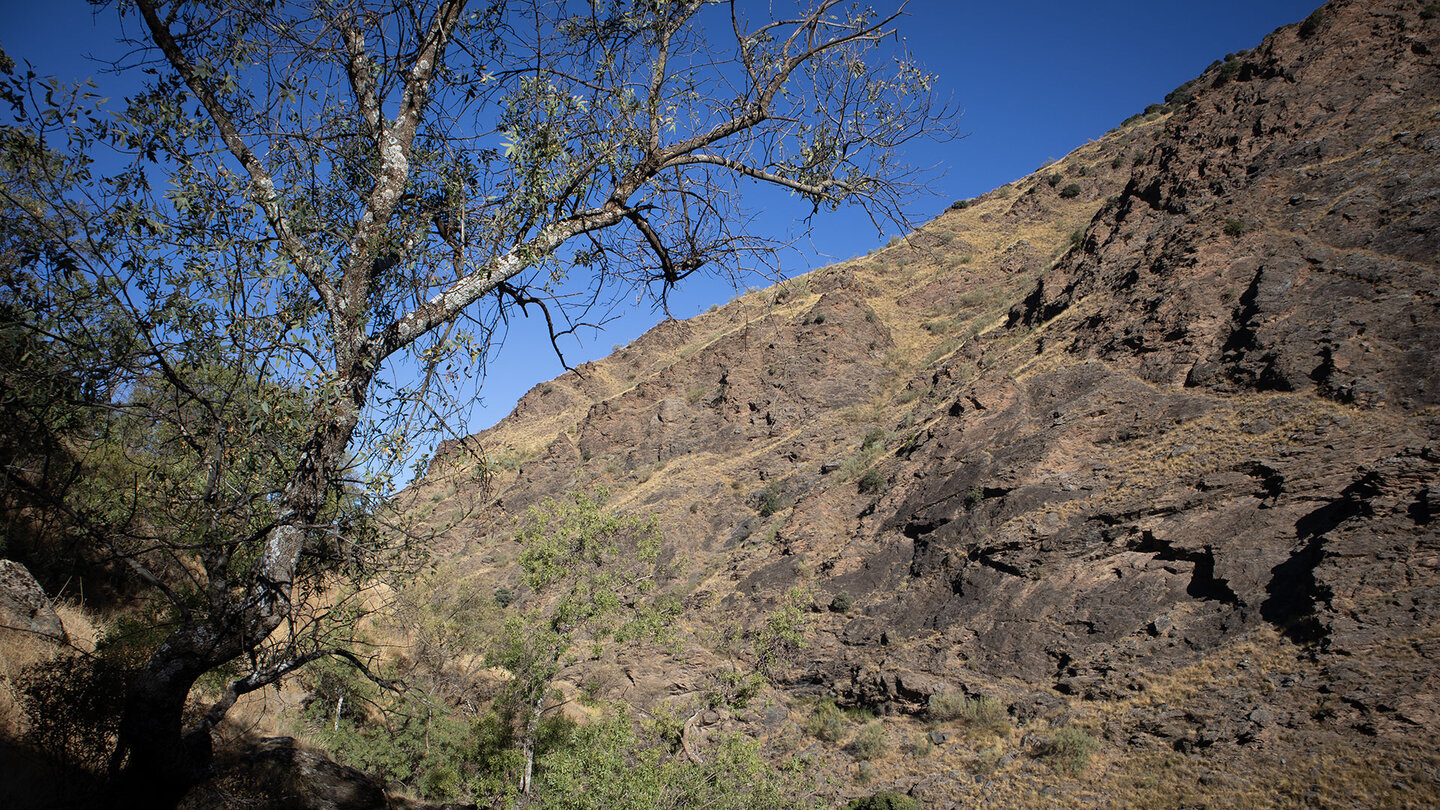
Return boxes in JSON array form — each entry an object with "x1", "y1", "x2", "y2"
[{"x1": 407, "y1": 1, "x2": 1440, "y2": 805}]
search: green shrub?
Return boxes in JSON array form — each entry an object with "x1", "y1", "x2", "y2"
[
  {"x1": 1046, "y1": 172, "x2": 1063, "y2": 187},
  {"x1": 846, "y1": 791, "x2": 922, "y2": 810},
  {"x1": 806, "y1": 700, "x2": 847, "y2": 742},
  {"x1": 840, "y1": 442, "x2": 884, "y2": 481},
  {"x1": 1224, "y1": 218, "x2": 1245, "y2": 237},
  {"x1": 1059, "y1": 183, "x2": 1082, "y2": 199},
  {"x1": 964, "y1": 487, "x2": 985, "y2": 508},
  {"x1": 853, "y1": 721, "x2": 889, "y2": 760},
  {"x1": 315, "y1": 692, "x2": 523, "y2": 803},
  {"x1": 857, "y1": 468, "x2": 885, "y2": 495},
  {"x1": 1111, "y1": 154, "x2": 1125, "y2": 169},
  {"x1": 757, "y1": 481, "x2": 788, "y2": 517},
  {"x1": 1069, "y1": 228, "x2": 1085, "y2": 250},
  {"x1": 1299, "y1": 8, "x2": 1325, "y2": 38},
  {"x1": 538, "y1": 712, "x2": 817, "y2": 810},
  {"x1": 948, "y1": 199, "x2": 970, "y2": 210},
  {"x1": 1214, "y1": 55, "x2": 1242, "y2": 85},
  {"x1": 754, "y1": 587, "x2": 810, "y2": 674},
  {"x1": 861, "y1": 427, "x2": 887, "y2": 449},
  {"x1": 829, "y1": 591, "x2": 854, "y2": 613},
  {"x1": 1036, "y1": 726, "x2": 1099, "y2": 775},
  {"x1": 494, "y1": 586, "x2": 514, "y2": 607},
  {"x1": 704, "y1": 668, "x2": 764, "y2": 710}
]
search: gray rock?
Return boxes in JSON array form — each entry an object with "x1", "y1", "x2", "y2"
[{"x1": 0, "y1": 559, "x2": 64, "y2": 641}]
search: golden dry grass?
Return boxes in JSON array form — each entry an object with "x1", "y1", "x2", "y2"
[{"x1": 0, "y1": 600, "x2": 102, "y2": 740}]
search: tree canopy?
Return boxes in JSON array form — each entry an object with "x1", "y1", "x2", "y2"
[{"x1": 0, "y1": 1, "x2": 949, "y2": 804}]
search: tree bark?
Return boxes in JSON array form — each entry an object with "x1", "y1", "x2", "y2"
[{"x1": 110, "y1": 626, "x2": 235, "y2": 808}]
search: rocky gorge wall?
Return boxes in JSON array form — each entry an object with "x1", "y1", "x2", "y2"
[{"x1": 410, "y1": 1, "x2": 1440, "y2": 804}]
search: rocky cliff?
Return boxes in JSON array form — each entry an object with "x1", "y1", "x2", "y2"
[{"x1": 408, "y1": 1, "x2": 1440, "y2": 805}]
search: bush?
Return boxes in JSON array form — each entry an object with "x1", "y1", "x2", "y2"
[
  {"x1": 1046, "y1": 172, "x2": 1063, "y2": 187},
  {"x1": 1224, "y1": 218, "x2": 1245, "y2": 237},
  {"x1": 847, "y1": 791, "x2": 922, "y2": 810},
  {"x1": 538, "y1": 712, "x2": 817, "y2": 810},
  {"x1": 704, "y1": 668, "x2": 763, "y2": 710},
  {"x1": 1035, "y1": 726, "x2": 1098, "y2": 775},
  {"x1": 948, "y1": 199, "x2": 970, "y2": 210},
  {"x1": 1298, "y1": 8, "x2": 1325, "y2": 38},
  {"x1": 757, "y1": 481, "x2": 788, "y2": 517},
  {"x1": 857, "y1": 468, "x2": 885, "y2": 495},
  {"x1": 929, "y1": 693, "x2": 1007, "y2": 728},
  {"x1": 754, "y1": 587, "x2": 810, "y2": 675},
  {"x1": 494, "y1": 586, "x2": 514, "y2": 607},
  {"x1": 17, "y1": 651, "x2": 129, "y2": 773},
  {"x1": 829, "y1": 591, "x2": 854, "y2": 613},
  {"x1": 1059, "y1": 183, "x2": 1082, "y2": 199},
  {"x1": 1111, "y1": 154, "x2": 1125, "y2": 169},
  {"x1": 806, "y1": 700, "x2": 847, "y2": 742},
  {"x1": 861, "y1": 427, "x2": 887, "y2": 450},
  {"x1": 1214, "y1": 55, "x2": 1242, "y2": 85},
  {"x1": 853, "y1": 721, "x2": 888, "y2": 760},
  {"x1": 1423, "y1": 3, "x2": 1440, "y2": 20},
  {"x1": 315, "y1": 686, "x2": 593, "y2": 804}
]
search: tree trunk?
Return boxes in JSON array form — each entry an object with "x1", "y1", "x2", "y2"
[
  {"x1": 109, "y1": 404, "x2": 360, "y2": 807},
  {"x1": 519, "y1": 691, "x2": 545, "y2": 797},
  {"x1": 110, "y1": 626, "x2": 232, "y2": 809}
]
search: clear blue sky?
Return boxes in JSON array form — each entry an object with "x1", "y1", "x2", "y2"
[{"x1": 2, "y1": 0, "x2": 1321, "y2": 442}]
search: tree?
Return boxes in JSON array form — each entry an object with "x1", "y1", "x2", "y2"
[
  {"x1": 0, "y1": 1, "x2": 948, "y2": 805},
  {"x1": 495, "y1": 487, "x2": 677, "y2": 796}
]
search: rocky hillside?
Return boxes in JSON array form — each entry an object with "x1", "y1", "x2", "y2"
[{"x1": 406, "y1": 0, "x2": 1440, "y2": 805}]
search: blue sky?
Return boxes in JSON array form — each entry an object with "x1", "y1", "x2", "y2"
[{"x1": 2, "y1": 0, "x2": 1321, "y2": 441}]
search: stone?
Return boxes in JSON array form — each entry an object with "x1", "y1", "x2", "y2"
[
  {"x1": 1247, "y1": 707, "x2": 1274, "y2": 727},
  {"x1": 0, "y1": 559, "x2": 64, "y2": 641}
]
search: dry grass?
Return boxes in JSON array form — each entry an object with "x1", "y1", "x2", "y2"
[{"x1": 0, "y1": 601, "x2": 102, "y2": 740}]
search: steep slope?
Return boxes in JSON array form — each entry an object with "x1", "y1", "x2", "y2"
[{"x1": 407, "y1": 0, "x2": 1440, "y2": 805}]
